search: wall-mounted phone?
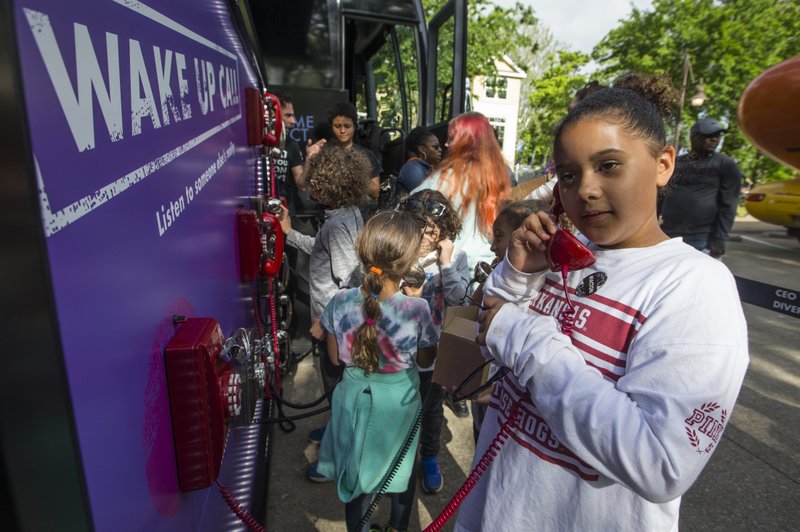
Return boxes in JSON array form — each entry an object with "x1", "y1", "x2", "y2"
[
  {"x1": 164, "y1": 317, "x2": 243, "y2": 491},
  {"x1": 259, "y1": 199, "x2": 284, "y2": 277},
  {"x1": 236, "y1": 199, "x2": 285, "y2": 282},
  {"x1": 245, "y1": 87, "x2": 282, "y2": 147}
]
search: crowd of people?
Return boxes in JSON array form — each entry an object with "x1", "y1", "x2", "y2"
[{"x1": 272, "y1": 74, "x2": 749, "y2": 532}]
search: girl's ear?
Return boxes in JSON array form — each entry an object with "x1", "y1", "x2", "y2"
[{"x1": 655, "y1": 145, "x2": 676, "y2": 187}]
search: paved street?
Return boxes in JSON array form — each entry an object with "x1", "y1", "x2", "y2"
[
  {"x1": 681, "y1": 218, "x2": 800, "y2": 531},
  {"x1": 266, "y1": 217, "x2": 800, "y2": 531}
]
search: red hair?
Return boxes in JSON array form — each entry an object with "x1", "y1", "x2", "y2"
[{"x1": 436, "y1": 112, "x2": 510, "y2": 235}]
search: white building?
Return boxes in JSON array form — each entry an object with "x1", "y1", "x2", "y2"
[{"x1": 470, "y1": 54, "x2": 526, "y2": 165}]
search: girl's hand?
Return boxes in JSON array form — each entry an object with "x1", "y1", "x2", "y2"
[
  {"x1": 309, "y1": 319, "x2": 326, "y2": 341},
  {"x1": 279, "y1": 204, "x2": 292, "y2": 234},
  {"x1": 437, "y1": 238, "x2": 454, "y2": 266},
  {"x1": 401, "y1": 284, "x2": 424, "y2": 298},
  {"x1": 306, "y1": 138, "x2": 326, "y2": 159},
  {"x1": 507, "y1": 211, "x2": 557, "y2": 273},
  {"x1": 475, "y1": 296, "x2": 506, "y2": 346}
]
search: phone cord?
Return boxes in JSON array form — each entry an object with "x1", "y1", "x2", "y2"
[
  {"x1": 424, "y1": 267, "x2": 574, "y2": 530},
  {"x1": 216, "y1": 479, "x2": 265, "y2": 531},
  {"x1": 266, "y1": 148, "x2": 277, "y2": 199},
  {"x1": 558, "y1": 264, "x2": 576, "y2": 337},
  {"x1": 265, "y1": 148, "x2": 282, "y2": 396},
  {"x1": 268, "y1": 277, "x2": 282, "y2": 395},
  {"x1": 423, "y1": 398, "x2": 525, "y2": 532},
  {"x1": 356, "y1": 385, "x2": 435, "y2": 531}
]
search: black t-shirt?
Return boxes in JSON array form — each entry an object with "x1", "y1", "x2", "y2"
[
  {"x1": 352, "y1": 143, "x2": 382, "y2": 178},
  {"x1": 660, "y1": 152, "x2": 742, "y2": 247},
  {"x1": 273, "y1": 139, "x2": 304, "y2": 216}
]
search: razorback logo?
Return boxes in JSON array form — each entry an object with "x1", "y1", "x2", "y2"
[{"x1": 684, "y1": 402, "x2": 727, "y2": 454}]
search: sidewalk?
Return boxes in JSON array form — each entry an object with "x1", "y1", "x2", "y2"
[{"x1": 265, "y1": 353, "x2": 475, "y2": 531}]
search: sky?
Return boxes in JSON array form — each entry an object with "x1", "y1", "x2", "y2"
[{"x1": 494, "y1": 0, "x2": 654, "y2": 54}]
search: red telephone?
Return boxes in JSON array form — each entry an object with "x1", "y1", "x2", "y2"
[
  {"x1": 546, "y1": 186, "x2": 596, "y2": 272},
  {"x1": 245, "y1": 88, "x2": 282, "y2": 147},
  {"x1": 260, "y1": 199, "x2": 284, "y2": 277},
  {"x1": 236, "y1": 200, "x2": 285, "y2": 281},
  {"x1": 164, "y1": 317, "x2": 242, "y2": 491}
]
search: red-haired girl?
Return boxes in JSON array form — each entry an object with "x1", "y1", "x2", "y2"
[{"x1": 411, "y1": 112, "x2": 511, "y2": 273}]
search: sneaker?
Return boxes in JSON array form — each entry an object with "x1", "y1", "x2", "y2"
[
  {"x1": 445, "y1": 395, "x2": 469, "y2": 418},
  {"x1": 306, "y1": 462, "x2": 330, "y2": 483},
  {"x1": 421, "y1": 456, "x2": 443, "y2": 493},
  {"x1": 308, "y1": 425, "x2": 326, "y2": 443}
]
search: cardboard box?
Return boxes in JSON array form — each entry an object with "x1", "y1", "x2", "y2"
[
  {"x1": 433, "y1": 306, "x2": 492, "y2": 398},
  {"x1": 510, "y1": 175, "x2": 550, "y2": 201}
]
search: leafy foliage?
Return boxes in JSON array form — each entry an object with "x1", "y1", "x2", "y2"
[
  {"x1": 424, "y1": 0, "x2": 538, "y2": 79},
  {"x1": 517, "y1": 51, "x2": 590, "y2": 167},
  {"x1": 371, "y1": 1, "x2": 539, "y2": 129},
  {"x1": 592, "y1": 0, "x2": 800, "y2": 182}
]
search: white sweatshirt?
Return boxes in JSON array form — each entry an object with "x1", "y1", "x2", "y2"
[{"x1": 454, "y1": 238, "x2": 749, "y2": 532}]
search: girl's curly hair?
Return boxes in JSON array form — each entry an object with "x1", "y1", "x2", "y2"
[
  {"x1": 307, "y1": 145, "x2": 370, "y2": 208},
  {"x1": 402, "y1": 189, "x2": 462, "y2": 241},
  {"x1": 556, "y1": 73, "x2": 678, "y2": 156}
]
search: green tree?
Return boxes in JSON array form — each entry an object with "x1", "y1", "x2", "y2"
[
  {"x1": 372, "y1": 1, "x2": 539, "y2": 129},
  {"x1": 424, "y1": 0, "x2": 538, "y2": 79},
  {"x1": 517, "y1": 50, "x2": 590, "y2": 168},
  {"x1": 593, "y1": 0, "x2": 800, "y2": 182}
]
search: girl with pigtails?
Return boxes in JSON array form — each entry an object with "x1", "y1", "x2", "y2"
[{"x1": 316, "y1": 210, "x2": 439, "y2": 532}]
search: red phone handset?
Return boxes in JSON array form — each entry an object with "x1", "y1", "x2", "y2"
[
  {"x1": 244, "y1": 88, "x2": 282, "y2": 147},
  {"x1": 260, "y1": 199, "x2": 284, "y2": 277},
  {"x1": 545, "y1": 186, "x2": 596, "y2": 336},
  {"x1": 261, "y1": 91, "x2": 282, "y2": 147}
]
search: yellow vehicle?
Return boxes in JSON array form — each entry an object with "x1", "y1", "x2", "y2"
[
  {"x1": 744, "y1": 178, "x2": 800, "y2": 238},
  {"x1": 738, "y1": 55, "x2": 800, "y2": 239}
]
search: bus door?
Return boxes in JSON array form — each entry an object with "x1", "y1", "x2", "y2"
[
  {"x1": 424, "y1": 0, "x2": 468, "y2": 140},
  {"x1": 344, "y1": 13, "x2": 423, "y2": 178}
]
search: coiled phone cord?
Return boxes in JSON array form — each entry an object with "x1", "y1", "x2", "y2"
[
  {"x1": 558, "y1": 264, "x2": 576, "y2": 337},
  {"x1": 216, "y1": 478, "x2": 265, "y2": 531},
  {"x1": 423, "y1": 398, "x2": 524, "y2": 532},
  {"x1": 267, "y1": 277, "x2": 282, "y2": 395},
  {"x1": 424, "y1": 263, "x2": 576, "y2": 529}
]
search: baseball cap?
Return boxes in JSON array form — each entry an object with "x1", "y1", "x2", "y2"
[{"x1": 691, "y1": 118, "x2": 726, "y2": 136}]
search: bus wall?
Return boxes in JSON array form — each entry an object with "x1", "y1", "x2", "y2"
[{"x1": 12, "y1": 0, "x2": 264, "y2": 529}]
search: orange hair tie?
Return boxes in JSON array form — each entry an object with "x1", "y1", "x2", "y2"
[{"x1": 370, "y1": 266, "x2": 383, "y2": 276}]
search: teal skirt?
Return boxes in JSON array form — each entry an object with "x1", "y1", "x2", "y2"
[{"x1": 317, "y1": 366, "x2": 421, "y2": 502}]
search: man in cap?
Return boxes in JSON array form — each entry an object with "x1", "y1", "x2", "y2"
[{"x1": 660, "y1": 118, "x2": 744, "y2": 258}]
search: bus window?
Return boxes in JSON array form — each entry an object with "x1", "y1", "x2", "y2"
[
  {"x1": 369, "y1": 25, "x2": 420, "y2": 132},
  {"x1": 252, "y1": 0, "x2": 342, "y2": 89},
  {"x1": 433, "y1": 16, "x2": 455, "y2": 123},
  {"x1": 425, "y1": 0, "x2": 467, "y2": 126}
]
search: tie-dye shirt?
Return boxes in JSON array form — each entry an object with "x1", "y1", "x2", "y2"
[{"x1": 321, "y1": 287, "x2": 439, "y2": 373}]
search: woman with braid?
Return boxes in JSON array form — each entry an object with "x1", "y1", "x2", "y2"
[{"x1": 317, "y1": 210, "x2": 439, "y2": 532}]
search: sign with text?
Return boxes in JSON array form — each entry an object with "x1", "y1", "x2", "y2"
[
  {"x1": 19, "y1": 1, "x2": 242, "y2": 236},
  {"x1": 735, "y1": 276, "x2": 800, "y2": 318}
]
